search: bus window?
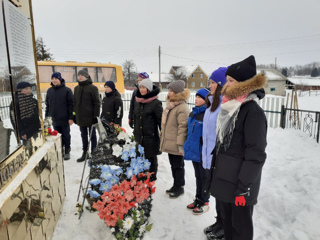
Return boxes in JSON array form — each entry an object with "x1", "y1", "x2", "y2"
[
  {"x1": 54, "y1": 66, "x2": 77, "y2": 82},
  {"x1": 97, "y1": 67, "x2": 117, "y2": 83},
  {"x1": 38, "y1": 66, "x2": 53, "y2": 83}
]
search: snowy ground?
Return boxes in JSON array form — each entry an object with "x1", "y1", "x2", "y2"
[{"x1": 52, "y1": 107, "x2": 320, "y2": 240}]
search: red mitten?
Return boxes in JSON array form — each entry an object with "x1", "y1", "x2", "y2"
[{"x1": 235, "y1": 196, "x2": 246, "y2": 206}]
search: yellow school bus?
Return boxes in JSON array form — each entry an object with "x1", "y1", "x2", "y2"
[{"x1": 37, "y1": 61, "x2": 125, "y2": 93}]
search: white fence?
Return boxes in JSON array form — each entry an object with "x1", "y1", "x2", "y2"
[{"x1": 1, "y1": 92, "x2": 285, "y2": 129}]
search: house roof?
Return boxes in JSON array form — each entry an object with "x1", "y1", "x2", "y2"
[
  {"x1": 170, "y1": 65, "x2": 208, "y2": 78},
  {"x1": 257, "y1": 69, "x2": 287, "y2": 81},
  {"x1": 287, "y1": 76, "x2": 320, "y2": 86},
  {"x1": 149, "y1": 72, "x2": 174, "y2": 83}
]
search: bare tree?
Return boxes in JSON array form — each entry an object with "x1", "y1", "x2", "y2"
[
  {"x1": 122, "y1": 60, "x2": 138, "y2": 86},
  {"x1": 36, "y1": 37, "x2": 53, "y2": 61}
]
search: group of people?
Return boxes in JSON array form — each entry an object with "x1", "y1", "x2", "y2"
[
  {"x1": 45, "y1": 67, "x2": 123, "y2": 161},
  {"x1": 128, "y1": 55, "x2": 267, "y2": 240},
  {"x1": 44, "y1": 55, "x2": 267, "y2": 240}
]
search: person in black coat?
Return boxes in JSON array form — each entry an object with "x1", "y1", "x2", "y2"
[
  {"x1": 74, "y1": 68, "x2": 100, "y2": 162},
  {"x1": 10, "y1": 82, "x2": 41, "y2": 156},
  {"x1": 45, "y1": 72, "x2": 74, "y2": 160},
  {"x1": 100, "y1": 81, "x2": 123, "y2": 126},
  {"x1": 206, "y1": 56, "x2": 267, "y2": 240},
  {"x1": 128, "y1": 72, "x2": 149, "y2": 128},
  {"x1": 133, "y1": 78, "x2": 162, "y2": 181}
]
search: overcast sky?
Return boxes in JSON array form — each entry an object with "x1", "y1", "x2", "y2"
[{"x1": 32, "y1": 0, "x2": 320, "y2": 75}]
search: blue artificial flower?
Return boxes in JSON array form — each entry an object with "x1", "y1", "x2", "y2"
[
  {"x1": 129, "y1": 148, "x2": 136, "y2": 158},
  {"x1": 133, "y1": 162, "x2": 143, "y2": 175},
  {"x1": 89, "y1": 179, "x2": 102, "y2": 186},
  {"x1": 121, "y1": 151, "x2": 129, "y2": 161},
  {"x1": 138, "y1": 145, "x2": 145, "y2": 155},
  {"x1": 100, "y1": 170, "x2": 114, "y2": 180},
  {"x1": 125, "y1": 167, "x2": 134, "y2": 179},
  {"x1": 100, "y1": 165, "x2": 111, "y2": 172},
  {"x1": 109, "y1": 175, "x2": 120, "y2": 186},
  {"x1": 88, "y1": 190, "x2": 101, "y2": 198},
  {"x1": 136, "y1": 157, "x2": 144, "y2": 163},
  {"x1": 99, "y1": 182, "x2": 113, "y2": 192},
  {"x1": 142, "y1": 160, "x2": 151, "y2": 170},
  {"x1": 113, "y1": 168, "x2": 123, "y2": 176},
  {"x1": 130, "y1": 158, "x2": 138, "y2": 167}
]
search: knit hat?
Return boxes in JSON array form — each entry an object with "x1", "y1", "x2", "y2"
[
  {"x1": 209, "y1": 67, "x2": 228, "y2": 86},
  {"x1": 139, "y1": 78, "x2": 153, "y2": 92},
  {"x1": 104, "y1": 81, "x2": 115, "y2": 91},
  {"x1": 51, "y1": 72, "x2": 62, "y2": 82},
  {"x1": 138, "y1": 72, "x2": 149, "y2": 79},
  {"x1": 196, "y1": 88, "x2": 210, "y2": 100},
  {"x1": 17, "y1": 81, "x2": 32, "y2": 90},
  {"x1": 167, "y1": 80, "x2": 185, "y2": 93},
  {"x1": 225, "y1": 55, "x2": 256, "y2": 82},
  {"x1": 78, "y1": 68, "x2": 89, "y2": 78}
]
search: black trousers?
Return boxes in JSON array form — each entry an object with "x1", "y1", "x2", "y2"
[
  {"x1": 168, "y1": 154, "x2": 185, "y2": 187},
  {"x1": 54, "y1": 124, "x2": 71, "y2": 149},
  {"x1": 220, "y1": 201, "x2": 254, "y2": 240},
  {"x1": 192, "y1": 161, "x2": 210, "y2": 202},
  {"x1": 147, "y1": 156, "x2": 158, "y2": 180},
  {"x1": 79, "y1": 126, "x2": 97, "y2": 151}
]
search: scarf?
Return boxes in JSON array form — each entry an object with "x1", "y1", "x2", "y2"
[
  {"x1": 161, "y1": 99, "x2": 186, "y2": 126},
  {"x1": 216, "y1": 93, "x2": 258, "y2": 153},
  {"x1": 135, "y1": 95, "x2": 158, "y2": 104}
]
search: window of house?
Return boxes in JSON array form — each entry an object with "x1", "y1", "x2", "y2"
[
  {"x1": 191, "y1": 82, "x2": 195, "y2": 87},
  {"x1": 270, "y1": 87, "x2": 276, "y2": 92},
  {"x1": 200, "y1": 82, "x2": 204, "y2": 87},
  {"x1": 200, "y1": 74, "x2": 204, "y2": 78},
  {"x1": 192, "y1": 74, "x2": 195, "y2": 78}
]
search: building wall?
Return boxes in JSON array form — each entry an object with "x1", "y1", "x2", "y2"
[
  {"x1": 186, "y1": 68, "x2": 208, "y2": 89},
  {"x1": 265, "y1": 80, "x2": 286, "y2": 96},
  {"x1": 0, "y1": 136, "x2": 65, "y2": 240}
]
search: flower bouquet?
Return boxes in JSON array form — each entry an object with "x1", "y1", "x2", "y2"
[{"x1": 86, "y1": 120, "x2": 155, "y2": 239}]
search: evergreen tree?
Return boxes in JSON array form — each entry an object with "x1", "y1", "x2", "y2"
[
  {"x1": 311, "y1": 68, "x2": 319, "y2": 77},
  {"x1": 281, "y1": 68, "x2": 288, "y2": 77},
  {"x1": 36, "y1": 37, "x2": 53, "y2": 61}
]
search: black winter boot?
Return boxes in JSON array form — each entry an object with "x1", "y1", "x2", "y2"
[
  {"x1": 64, "y1": 148, "x2": 71, "y2": 160},
  {"x1": 169, "y1": 186, "x2": 184, "y2": 199},
  {"x1": 77, "y1": 151, "x2": 87, "y2": 162}
]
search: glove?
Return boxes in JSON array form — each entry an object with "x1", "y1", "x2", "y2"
[
  {"x1": 129, "y1": 119, "x2": 134, "y2": 128},
  {"x1": 178, "y1": 146, "x2": 184, "y2": 155},
  {"x1": 235, "y1": 196, "x2": 246, "y2": 206}
]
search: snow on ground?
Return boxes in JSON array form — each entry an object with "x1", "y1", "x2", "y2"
[{"x1": 52, "y1": 109, "x2": 320, "y2": 240}]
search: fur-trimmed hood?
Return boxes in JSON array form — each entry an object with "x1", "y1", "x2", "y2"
[
  {"x1": 222, "y1": 73, "x2": 267, "y2": 100},
  {"x1": 167, "y1": 88, "x2": 190, "y2": 102}
]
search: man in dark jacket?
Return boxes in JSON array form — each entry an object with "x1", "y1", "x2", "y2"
[
  {"x1": 74, "y1": 68, "x2": 100, "y2": 162},
  {"x1": 128, "y1": 72, "x2": 149, "y2": 128},
  {"x1": 206, "y1": 56, "x2": 267, "y2": 240},
  {"x1": 101, "y1": 81, "x2": 123, "y2": 126},
  {"x1": 45, "y1": 72, "x2": 74, "y2": 160}
]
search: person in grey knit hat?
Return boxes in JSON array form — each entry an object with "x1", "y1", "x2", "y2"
[
  {"x1": 78, "y1": 68, "x2": 90, "y2": 78},
  {"x1": 167, "y1": 80, "x2": 185, "y2": 93},
  {"x1": 139, "y1": 78, "x2": 153, "y2": 92}
]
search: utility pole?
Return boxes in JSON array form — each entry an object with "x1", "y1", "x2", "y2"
[{"x1": 159, "y1": 46, "x2": 162, "y2": 90}]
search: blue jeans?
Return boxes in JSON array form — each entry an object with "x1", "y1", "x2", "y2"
[
  {"x1": 54, "y1": 124, "x2": 71, "y2": 149},
  {"x1": 79, "y1": 126, "x2": 97, "y2": 151}
]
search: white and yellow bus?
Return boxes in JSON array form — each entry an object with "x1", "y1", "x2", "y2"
[{"x1": 37, "y1": 61, "x2": 125, "y2": 93}]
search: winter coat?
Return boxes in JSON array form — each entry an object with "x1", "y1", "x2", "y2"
[
  {"x1": 160, "y1": 89, "x2": 190, "y2": 155},
  {"x1": 183, "y1": 105, "x2": 206, "y2": 162},
  {"x1": 100, "y1": 90, "x2": 123, "y2": 126},
  {"x1": 129, "y1": 87, "x2": 138, "y2": 120},
  {"x1": 45, "y1": 79, "x2": 74, "y2": 126},
  {"x1": 206, "y1": 74, "x2": 268, "y2": 206},
  {"x1": 10, "y1": 92, "x2": 41, "y2": 140},
  {"x1": 202, "y1": 95, "x2": 222, "y2": 169},
  {"x1": 133, "y1": 85, "x2": 163, "y2": 158},
  {"x1": 74, "y1": 77, "x2": 100, "y2": 127}
]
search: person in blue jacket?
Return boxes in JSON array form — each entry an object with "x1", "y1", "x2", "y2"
[
  {"x1": 202, "y1": 67, "x2": 228, "y2": 240},
  {"x1": 184, "y1": 87, "x2": 210, "y2": 215}
]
